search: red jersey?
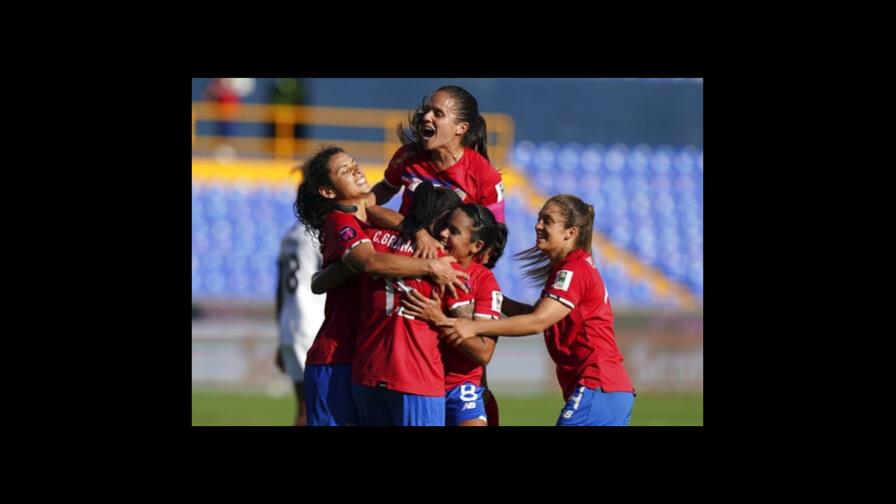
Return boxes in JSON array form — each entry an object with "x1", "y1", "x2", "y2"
[
  {"x1": 351, "y1": 228, "x2": 474, "y2": 397},
  {"x1": 442, "y1": 262, "x2": 503, "y2": 390},
  {"x1": 541, "y1": 249, "x2": 634, "y2": 399},
  {"x1": 384, "y1": 145, "x2": 506, "y2": 223},
  {"x1": 305, "y1": 211, "x2": 371, "y2": 366}
]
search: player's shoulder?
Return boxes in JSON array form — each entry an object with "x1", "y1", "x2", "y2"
[
  {"x1": 468, "y1": 262, "x2": 496, "y2": 283},
  {"x1": 466, "y1": 149, "x2": 501, "y2": 176},
  {"x1": 551, "y1": 251, "x2": 597, "y2": 285},
  {"x1": 326, "y1": 209, "x2": 360, "y2": 227}
]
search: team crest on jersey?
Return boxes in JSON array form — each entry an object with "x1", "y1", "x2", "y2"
[
  {"x1": 553, "y1": 270, "x2": 574, "y2": 291},
  {"x1": 491, "y1": 291, "x2": 503, "y2": 312},
  {"x1": 338, "y1": 226, "x2": 356, "y2": 242}
]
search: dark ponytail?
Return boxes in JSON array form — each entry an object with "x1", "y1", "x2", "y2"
[
  {"x1": 465, "y1": 114, "x2": 489, "y2": 161},
  {"x1": 400, "y1": 181, "x2": 462, "y2": 239}
]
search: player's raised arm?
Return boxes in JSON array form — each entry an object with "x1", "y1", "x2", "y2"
[{"x1": 369, "y1": 180, "x2": 400, "y2": 206}]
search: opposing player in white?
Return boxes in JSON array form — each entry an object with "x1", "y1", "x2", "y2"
[{"x1": 275, "y1": 221, "x2": 326, "y2": 426}]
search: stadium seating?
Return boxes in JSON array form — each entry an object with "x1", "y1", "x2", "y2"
[
  {"x1": 512, "y1": 141, "x2": 703, "y2": 299},
  {"x1": 192, "y1": 141, "x2": 702, "y2": 307}
]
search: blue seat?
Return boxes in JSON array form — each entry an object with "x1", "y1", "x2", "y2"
[
  {"x1": 627, "y1": 144, "x2": 652, "y2": 175},
  {"x1": 650, "y1": 146, "x2": 675, "y2": 175},
  {"x1": 534, "y1": 142, "x2": 559, "y2": 167},
  {"x1": 674, "y1": 145, "x2": 700, "y2": 175},
  {"x1": 558, "y1": 143, "x2": 583, "y2": 172},
  {"x1": 579, "y1": 144, "x2": 604, "y2": 174},
  {"x1": 605, "y1": 144, "x2": 629, "y2": 174},
  {"x1": 512, "y1": 141, "x2": 536, "y2": 167},
  {"x1": 556, "y1": 172, "x2": 578, "y2": 193}
]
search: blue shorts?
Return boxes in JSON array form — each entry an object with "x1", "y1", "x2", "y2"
[
  {"x1": 351, "y1": 383, "x2": 445, "y2": 426},
  {"x1": 304, "y1": 363, "x2": 357, "y2": 426},
  {"x1": 445, "y1": 383, "x2": 488, "y2": 426},
  {"x1": 556, "y1": 385, "x2": 635, "y2": 426}
]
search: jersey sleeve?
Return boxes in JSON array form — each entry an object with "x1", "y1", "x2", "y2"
[
  {"x1": 383, "y1": 145, "x2": 409, "y2": 188},
  {"x1": 441, "y1": 262, "x2": 475, "y2": 315},
  {"x1": 473, "y1": 269, "x2": 503, "y2": 320},
  {"x1": 322, "y1": 212, "x2": 371, "y2": 265},
  {"x1": 477, "y1": 164, "x2": 506, "y2": 223},
  {"x1": 542, "y1": 261, "x2": 587, "y2": 310}
]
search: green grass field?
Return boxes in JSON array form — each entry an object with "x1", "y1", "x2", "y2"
[{"x1": 192, "y1": 390, "x2": 702, "y2": 426}]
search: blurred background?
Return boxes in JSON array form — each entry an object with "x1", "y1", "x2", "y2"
[{"x1": 191, "y1": 77, "x2": 703, "y2": 425}]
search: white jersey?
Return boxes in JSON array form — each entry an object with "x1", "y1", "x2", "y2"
[{"x1": 277, "y1": 222, "x2": 326, "y2": 381}]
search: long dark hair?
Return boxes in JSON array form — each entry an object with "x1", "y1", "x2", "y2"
[
  {"x1": 457, "y1": 204, "x2": 507, "y2": 269},
  {"x1": 293, "y1": 145, "x2": 346, "y2": 253},
  {"x1": 400, "y1": 181, "x2": 462, "y2": 240},
  {"x1": 396, "y1": 85, "x2": 489, "y2": 162},
  {"x1": 515, "y1": 194, "x2": 596, "y2": 285}
]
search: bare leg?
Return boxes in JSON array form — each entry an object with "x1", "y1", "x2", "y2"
[{"x1": 294, "y1": 381, "x2": 307, "y2": 427}]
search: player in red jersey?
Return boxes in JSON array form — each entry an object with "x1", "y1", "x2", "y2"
[
  {"x1": 368, "y1": 85, "x2": 506, "y2": 260},
  {"x1": 400, "y1": 203, "x2": 507, "y2": 426},
  {"x1": 293, "y1": 146, "x2": 468, "y2": 426},
  {"x1": 433, "y1": 195, "x2": 636, "y2": 426},
  {"x1": 314, "y1": 182, "x2": 500, "y2": 426}
]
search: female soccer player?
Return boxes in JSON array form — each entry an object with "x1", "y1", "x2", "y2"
[
  {"x1": 368, "y1": 85, "x2": 506, "y2": 259},
  {"x1": 424, "y1": 194, "x2": 636, "y2": 426},
  {"x1": 293, "y1": 146, "x2": 468, "y2": 426},
  {"x1": 400, "y1": 203, "x2": 507, "y2": 426}
]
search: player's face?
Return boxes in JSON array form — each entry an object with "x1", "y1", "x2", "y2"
[
  {"x1": 535, "y1": 203, "x2": 572, "y2": 253},
  {"x1": 439, "y1": 208, "x2": 483, "y2": 261},
  {"x1": 326, "y1": 152, "x2": 370, "y2": 200},
  {"x1": 419, "y1": 91, "x2": 468, "y2": 152}
]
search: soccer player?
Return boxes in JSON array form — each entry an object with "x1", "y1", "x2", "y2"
[
  {"x1": 293, "y1": 146, "x2": 469, "y2": 426},
  {"x1": 274, "y1": 221, "x2": 325, "y2": 426},
  {"x1": 433, "y1": 195, "x2": 636, "y2": 426},
  {"x1": 400, "y1": 204, "x2": 507, "y2": 426},
  {"x1": 368, "y1": 85, "x2": 506, "y2": 259},
  {"x1": 312, "y1": 182, "x2": 483, "y2": 426}
]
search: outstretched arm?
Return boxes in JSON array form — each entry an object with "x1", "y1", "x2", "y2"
[
  {"x1": 344, "y1": 241, "x2": 468, "y2": 297},
  {"x1": 438, "y1": 296, "x2": 572, "y2": 346},
  {"x1": 501, "y1": 295, "x2": 535, "y2": 316}
]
